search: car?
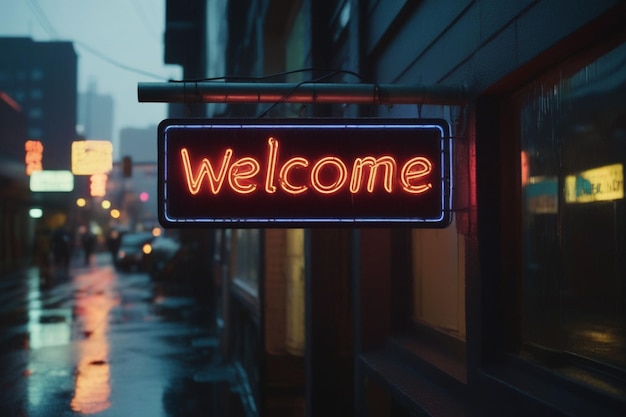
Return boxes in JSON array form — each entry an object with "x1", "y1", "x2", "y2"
[
  {"x1": 144, "y1": 234, "x2": 181, "y2": 280},
  {"x1": 114, "y1": 232, "x2": 154, "y2": 271}
]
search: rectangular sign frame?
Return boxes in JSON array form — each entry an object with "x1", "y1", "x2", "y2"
[{"x1": 158, "y1": 118, "x2": 452, "y2": 228}]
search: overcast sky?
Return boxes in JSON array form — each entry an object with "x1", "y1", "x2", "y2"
[{"x1": 0, "y1": 0, "x2": 181, "y2": 151}]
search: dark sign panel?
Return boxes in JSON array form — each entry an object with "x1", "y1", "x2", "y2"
[{"x1": 158, "y1": 118, "x2": 452, "y2": 227}]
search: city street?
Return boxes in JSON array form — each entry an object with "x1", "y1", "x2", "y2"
[{"x1": 0, "y1": 252, "x2": 246, "y2": 417}]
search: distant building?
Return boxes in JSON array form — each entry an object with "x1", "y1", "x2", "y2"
[
  {"x1": 78, "y1": 84, "x2": 113, "y2": 143},
  {"x1": 119, "y1": 126, "x2": 157, "y2": 164},
  {"x1": 0, "y1": 37, "x2": 77, "y2": 171}
]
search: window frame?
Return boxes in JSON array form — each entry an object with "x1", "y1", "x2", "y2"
[{"x1": 475, "y1": 25, "x2": 626, "y2": 417}]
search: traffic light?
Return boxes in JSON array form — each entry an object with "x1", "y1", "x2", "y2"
[{"x1": 122, "y1": 156, "x2": 132, "y2": 177}]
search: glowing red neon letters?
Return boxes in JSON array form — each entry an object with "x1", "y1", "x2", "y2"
[{"x1": 180, "y1": 137, "x2": 433, "y2": 196}]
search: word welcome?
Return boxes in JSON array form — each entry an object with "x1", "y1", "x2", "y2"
[{"x1": 180, "y1": 137, "x2": 433, "y2": 196}]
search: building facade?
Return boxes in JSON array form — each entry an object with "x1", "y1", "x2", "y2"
[
  {"x1": 0, "y1": 37, "x2": 77, "y2": 171},
  {"x1": 0, "y1": 38, "x2": 77, "y2": 272},
  {"x1": 0, "y1": 91, "x2": 31, "y2": 272},
  {"x1": 163, "y1": 1, "x2": 626, "y2": 416},
  {"x1": 78, "y1": 85, "x2": 113, "y2": 147},
  {"x1": 119, "y1": 126, "x2": 158, "y2": 164}
]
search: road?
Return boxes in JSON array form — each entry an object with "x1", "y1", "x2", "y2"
[{"x1": 0, "y1": 253, "x2": 246, "y2": 417}]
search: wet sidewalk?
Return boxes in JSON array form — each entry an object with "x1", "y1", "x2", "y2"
[{"x1": 0, "y1": 253, "x2": 248, "y2": 416}]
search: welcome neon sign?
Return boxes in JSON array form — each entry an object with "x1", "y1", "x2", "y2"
[{"x1": 158, "y1": 119, "x2": 452, "y2": 227}]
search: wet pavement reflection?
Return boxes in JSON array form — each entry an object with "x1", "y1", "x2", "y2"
[{"x1": 0, "y1": 253, "x2": 247, "y2": 416}]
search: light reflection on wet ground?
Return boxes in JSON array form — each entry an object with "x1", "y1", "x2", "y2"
[
  {"x1": 70, "y1": 267, "x2": 118, "y2": 414},
  {"x1": 0, "y1": 253, "x2": 246, "y2": 416}
]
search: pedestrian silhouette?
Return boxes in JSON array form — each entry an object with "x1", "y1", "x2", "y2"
[
  {"x1": 81, "y1": 230, "x2": 96, "y2": 266},
  {"x1": 51, "y1": 227, "x2": 72, "y2": 272},
  {"x1": 34, "y1": 226, "x2": 52, "y2": 277}
]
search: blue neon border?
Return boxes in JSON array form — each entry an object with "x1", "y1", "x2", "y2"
[{"x1": 159, "y1": 120, "x2": 452, "y2": 227}]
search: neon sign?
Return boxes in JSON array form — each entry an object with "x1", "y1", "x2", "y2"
[
  {"x1": 30, "y1": 170, "x2": 74, "y2": 192},
  {"x1": 71, "y1": 140, "x2": 113, "y2": 175},
  {"x1": 25, "y1": 140, "x2": 43, "y2": 175},
  {"x1": 90, "y1": 173, "x2": 108, "y2": 197},
  {"x1": 159, "y1": 119, "x2": 452, "y2": 227}
]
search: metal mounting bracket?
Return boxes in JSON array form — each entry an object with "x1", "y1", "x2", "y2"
[{"x1": 137, "y1": 82, "x2": 467, "y2": 106}]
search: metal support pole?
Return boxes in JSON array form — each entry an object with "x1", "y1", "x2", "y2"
[{"x1": 137, "y1": 82, "x2": 467, "y2": 106}]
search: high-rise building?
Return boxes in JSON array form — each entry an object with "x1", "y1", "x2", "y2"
[
  {"x1": 0, "y1": 37, "x2": 77, "y2": 171},
  {"x1": 78, "y1": 84, "x2": 113, "y2": 143}
]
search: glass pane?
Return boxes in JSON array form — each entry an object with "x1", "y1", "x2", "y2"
[
  {"x1": 234, "y1": 229, "x2": 260, "y2": 294},
  {"x1": 517, "y1": 41, "x2": 626, "y2": 372},
  {"x1": 412, "y1": 221, "x2": 466, "y2": 340}
]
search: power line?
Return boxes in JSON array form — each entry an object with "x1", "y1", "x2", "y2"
[
  {"x1": 129, "y1": 0, "x2": 160, "y2": 42},
  {"x1": 24, "y1": 1, "x2": 168, "y2": 81},
  {"x1": 27, "y1": 0, "x2": 59, "y2": 38},
  {"x1": 73, "y1": 41, "x2": 168, "y2": 81}
]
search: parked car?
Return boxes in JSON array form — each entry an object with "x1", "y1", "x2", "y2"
[
  {"x1": 144, "y1": 234, "x2": 181, "y2": 280},
  {"x1": 114, "y1": 232, "x2": 154, "y2": 271}
]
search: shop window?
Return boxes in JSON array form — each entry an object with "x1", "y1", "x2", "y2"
[
  {"x1": 29, "y1": 107, "x2": 42, "y2": 119},
  {"x1": 515, "y1": 40, "x2": 626, "y2": 385},
  {"x1": 412, "y1": 220, "x2": 466, "y2": 340},
  {"x1": 28, "y1": 127, "x2": 42, "y2": 139},
  {"x1": 31, "y1": 68, "x2": 43, "y2": 81},
  {"x1": 30, "y1": 89, "x2": 42, "y2": 100},
  {"x1": 285, "y1": 2, "x2": 305, "y2": 84},
  {"x1": 285, "y1": 228, "x2": 305, "y2": 356},
  {"x1": 232, "y1": 229, "x2": 260, "y2": 296},
  {"x1": 330, "y1": 0, "x2": 350, "y2": 43}
]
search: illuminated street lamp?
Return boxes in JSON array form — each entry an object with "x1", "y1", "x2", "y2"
[
  {"x1": 29, "y1": 208, "x2": 43, "y2": 218},
  {"x1": 110, "y1": 209, "x2": 120, "y2": 219},
  {"x1": 76, "y1": 198, "x2": 87, "y2": 207},
  {"x1": 101, "y1": 200, "x2": 111, "y2": 209}
]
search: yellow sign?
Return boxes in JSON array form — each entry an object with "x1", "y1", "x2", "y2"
[
  {"x1": 72, "y1": 140, "x2": 113, "y2": 175},
  {"x1": 565, "y1": 163, "x2": 623, "y2": 203}
]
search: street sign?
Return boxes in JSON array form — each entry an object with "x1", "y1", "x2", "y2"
[{"x1": 158, "y1": 118, "x2": 452, "y2": 227}]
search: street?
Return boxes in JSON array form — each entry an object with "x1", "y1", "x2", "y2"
[{"x1": 0, "y1": 252, "x2": 246, "y2": 417}]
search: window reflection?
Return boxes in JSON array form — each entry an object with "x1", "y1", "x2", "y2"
[
  {"x1": 516, "y1": 40, "x2": 626, "y2": 374},
  {"x1": 232, "y1": 229, "x2": 260, "y2": 295}
]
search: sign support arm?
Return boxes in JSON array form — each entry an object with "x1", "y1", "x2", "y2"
[{"x1": 138, "y1": 82, "x2": 466, "y2": 106}]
